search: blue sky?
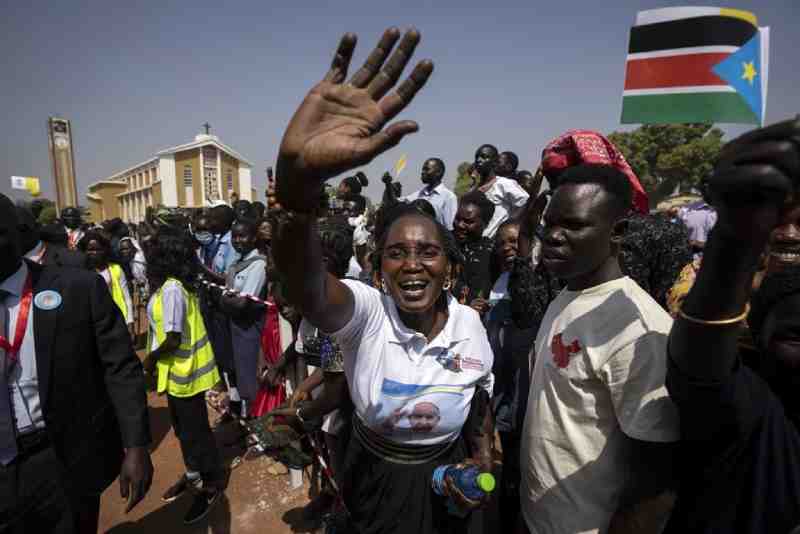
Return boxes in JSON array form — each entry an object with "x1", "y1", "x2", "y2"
[{"x1": 2, "y1": 0, "x2": 797, "y2": 206}]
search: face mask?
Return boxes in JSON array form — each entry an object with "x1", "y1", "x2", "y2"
[{"x1": 195, "y1": 231, "x2": 214, "y2": 246}]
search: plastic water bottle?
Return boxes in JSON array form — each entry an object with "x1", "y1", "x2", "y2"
[{"x1": 432, "y1": 464, "x2": 496, "y2": 516}]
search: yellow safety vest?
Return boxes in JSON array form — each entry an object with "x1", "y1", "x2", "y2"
[
  {"x1": 152, "y1": 278, "x2": 220, "y2": 397},
  {"x1": 108, "y1": 263, "x2": 129, "y2": 323}
]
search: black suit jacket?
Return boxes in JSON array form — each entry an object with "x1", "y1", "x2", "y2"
[
  {"x1": 27, "y1": 260, "x2": 150, "y2": 496},
  {"x1": 40, "y1": 243, "x2": 86, "y2": 269}
]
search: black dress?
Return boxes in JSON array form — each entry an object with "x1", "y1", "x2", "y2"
[{"x1": 338, "y1": 418, "x2": 483, "y2": 534}]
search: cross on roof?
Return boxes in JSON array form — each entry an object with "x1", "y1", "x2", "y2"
[{"x1": 203, "y1": 122, "x2": 211, "y2": 135}]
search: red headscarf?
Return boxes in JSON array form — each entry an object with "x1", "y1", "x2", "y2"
[{"x1": 541, "y1": 130, "x2": 649, "y2": 214}]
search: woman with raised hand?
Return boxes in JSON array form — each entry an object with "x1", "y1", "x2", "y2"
[{"x1": 273, "y1": 28, "x2": 494, "y2": 534}]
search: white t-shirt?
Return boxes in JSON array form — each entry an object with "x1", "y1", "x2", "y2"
[
  {"x1": 331, "y1": 279, "x2": 494, "y2": 446},
  {"x1": 520, "y1": 276, "x2": 679, "y2": 534},
  {"x1": 346, "y1": 256, "x2": 363, "y2": 279},
  {"x1": 480, "y1": 176, "x2": 530, "y2": 238},
  {"x1": 147, "y1": 280, "x2": 187, "y2": 351}
]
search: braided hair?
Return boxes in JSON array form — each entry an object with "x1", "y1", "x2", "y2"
[
  {"x1": 342, "y1": 172, "x2": 369, "y2": 196},
  {"x1": 318, "y1": 218, "x2": 354, "y2": 279},
  {"x1": 77, "y1": 229, "x2": 112, "y2": 253},
  {"x1": 370, "y1": 203, "x2": 464, "y2": 304},
  {"x1": 146, "y1": 226, "x2": 199, "y2": 293},
  {"x1": 458, "y1": 190, "x2": 495, "y2": 227},
  {"x1": 749, "y1": 266, "x2": 800, "y2": 347}
]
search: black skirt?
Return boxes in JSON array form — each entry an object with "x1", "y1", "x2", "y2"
[{"x1": 339, "y1": 419, "x2": 483, "y2": 534}]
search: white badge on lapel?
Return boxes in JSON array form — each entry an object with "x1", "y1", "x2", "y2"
[{"x1": 34, "y1": 290, "x2": 62, "y2": 311}]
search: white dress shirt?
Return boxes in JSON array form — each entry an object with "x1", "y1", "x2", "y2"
[
  {"x1": 403, "y1": 182, "x2": 459, "y2": 230},
  {"x1": 480, "y1": 176, "x2": 530, "y2": 238},
  {"x1": 1, "y1": 262, "x2": 45, "y2": 434}
]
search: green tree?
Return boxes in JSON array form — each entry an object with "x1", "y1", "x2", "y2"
[
  {"x1": 454, "y1": 161, "x2": 474, "y2": 197},
  {"x1": 608, "y1": 124, "x2": 724, "y2": 205},
  {"x1": 37, "y1": 206, "x2": 58, "y2": 225},
  {"x1": 13, "y1": 198, "x2": 57, "y2": 225}
]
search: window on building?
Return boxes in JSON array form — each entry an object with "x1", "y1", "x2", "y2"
[
  {"x1": 184, "y1": 165, "x2": 193, "y2": 186},
  {"x1": 226, "y1": 169, "x2": 233, "y2": 191}
]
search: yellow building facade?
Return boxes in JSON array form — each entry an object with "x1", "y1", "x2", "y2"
[
  {"x1": 87, "y1": 133, "x2": 253, "y2": 223},
  {"x1": 87, "y1": 181, "x2": 128, "y2": 222}
]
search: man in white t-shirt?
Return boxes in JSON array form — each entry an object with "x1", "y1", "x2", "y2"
[
  {"x1": 402, "y1": 157, "x2": 458, "y2": 230},
  {"x1": 472, "y1": 144, "x2": 529, "y2": 238},
  {"x1": 520, "y1": 164, "x2": 679, "y2": 534}
]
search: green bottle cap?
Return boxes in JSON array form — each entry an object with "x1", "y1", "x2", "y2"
[{"x1": 476, "y1": 473, "x2": 496, "y2": 493}]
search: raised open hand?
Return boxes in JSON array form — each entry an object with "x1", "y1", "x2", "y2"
[{"x1": 276, "y1": 28, "x2": 434, "y2": 211}]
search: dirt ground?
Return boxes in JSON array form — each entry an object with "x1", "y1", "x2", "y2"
[
  {"x1": 97, "y1": 340, "x2": 502, "y2": 533},
  {"x1": 98, "y1": 387, "x2": 321, "y2": 534}
]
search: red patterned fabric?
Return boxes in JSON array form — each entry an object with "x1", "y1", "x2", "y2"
[
  {"x1": 252, "y1": 298, "x2": 285, "y2": 417},
  {"x1": 541, "y1": 130, "x2": 649, "y2": 214}
]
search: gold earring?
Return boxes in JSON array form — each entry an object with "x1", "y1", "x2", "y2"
[{"x1": 381, "y1": 278, "x2": 388, "y2": 293}]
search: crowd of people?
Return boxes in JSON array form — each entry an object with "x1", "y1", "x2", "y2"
[{"x1": 2, "y1": 26, "x2": 800, "y2": 534}]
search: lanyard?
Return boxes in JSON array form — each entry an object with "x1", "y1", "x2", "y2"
[{"x1": 0, "y1": 273, "x2": 33, "y2": 364}]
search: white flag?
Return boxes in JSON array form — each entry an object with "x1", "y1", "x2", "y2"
[{"x1": 11, "y1": 176, "x2": 27, "y2": 190}]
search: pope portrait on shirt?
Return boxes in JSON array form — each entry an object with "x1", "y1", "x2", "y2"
[{"x1": 377, "y1": 378, "x2": 470, "y2": 439}]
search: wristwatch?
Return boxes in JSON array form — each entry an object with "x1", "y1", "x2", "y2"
[{"x1": 295, "y1": 406, "x2": 306, "y2": 424}]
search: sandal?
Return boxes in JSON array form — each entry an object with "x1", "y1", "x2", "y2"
[{"x1": 249, "y1": 419, "x2": 301, "y2": 450}]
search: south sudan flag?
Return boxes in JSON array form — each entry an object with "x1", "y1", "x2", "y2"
[{"x1": 621, "y1": 7, "x2": 769, "y2": 125}]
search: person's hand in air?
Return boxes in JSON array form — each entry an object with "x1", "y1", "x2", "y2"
[{"x1": 276, "y1": 27, "x2": 434, "y2": 211}]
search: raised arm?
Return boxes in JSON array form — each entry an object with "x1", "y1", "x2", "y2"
[
  {"x1": 516, "y1": 191, "x2": 548, "y2": 258},
  {"x1": 273, "y1": 28, "x2": 433, "y2": 332},
  {"x1": 381, "y1": 171, "x2": 401, "y2": 208},
  {"x1": 669, "y1": 118, "x2": 800, "y2": 381}
]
